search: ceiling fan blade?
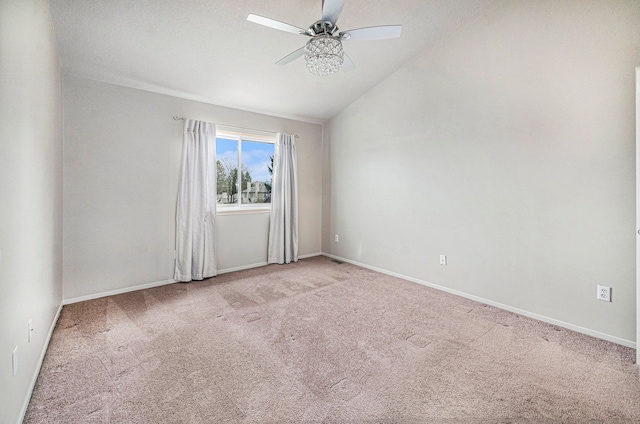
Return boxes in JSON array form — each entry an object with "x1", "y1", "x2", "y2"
[
  {"x1": 275, "y1": 46, "x2": 306, "y2": 65},
  {"x1": 340, "y1": 25, "x2": 402, "y2": 41},
  {"x1": 321, "y1": 0, "x2": 344, "y2": 25},
  {"x1": 342, "y1": 53, "x2": 355, "y2": 72},
  {"x1": 247, "y1": 14, "x2": 307, "y2": 35}
]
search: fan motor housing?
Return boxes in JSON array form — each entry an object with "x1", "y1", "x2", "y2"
[{"x1": 309, "y1": 20, "x2": 339, "y2": 36}]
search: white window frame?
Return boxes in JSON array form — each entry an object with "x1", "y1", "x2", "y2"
[{"x1": 216, "y1": 127, "x2": 275, "y2": 214}]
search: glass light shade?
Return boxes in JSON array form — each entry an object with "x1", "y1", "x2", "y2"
[{"x1": 304, "y1": 35, "x2": 344, "y2": 76}]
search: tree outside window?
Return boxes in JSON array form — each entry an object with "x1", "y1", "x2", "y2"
[{"x1": 215, "y1": 131, "x2": 274, "y2": 208}]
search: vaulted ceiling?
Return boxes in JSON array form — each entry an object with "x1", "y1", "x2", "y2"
[{"x1": 50, "y1": 0, "x2": 494, "y2": 123}]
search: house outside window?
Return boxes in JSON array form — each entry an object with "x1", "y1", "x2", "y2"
[{"x1": 216, "y1": 127, "x2": 275, "y2": 211}]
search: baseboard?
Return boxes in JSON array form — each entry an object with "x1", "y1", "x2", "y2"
[
  {"x1": 217, "y1": 253, "x2": 322, "y2": 274},
  {"x1": 298, "y1": 252, "x2": 322, "y2": 259},
  {"x1": 218, "y1": 262, "x2": 268, "y2": 274},
  {"x1": 62, "y1": 255, "x2": 324, "y2": 304},
  {"x1": 17, "y1": 302, "x2": 63, "y2": 424},
  {"x1": 63, "y1": 279, "x2": 177, "y2": 305},
  {"x1": 322, "y1": 253, "x2": 636, "y2": 349}
]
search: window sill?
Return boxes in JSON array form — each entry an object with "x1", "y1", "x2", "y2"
[{"x1": 217, "y1": 207, "x2": 271, "y2": 216}]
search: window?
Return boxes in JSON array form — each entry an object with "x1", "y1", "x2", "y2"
[{"x1": 216, "y1": 128, "x2": 275, "y2": 210}]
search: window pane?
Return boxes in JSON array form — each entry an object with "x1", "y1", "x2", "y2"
[
  {"x1": 216, "y1": 138, "x2": 238, "y2": 205},
  {"x1": 240, "y1": 141, "x2": 275, "y2": 205}
]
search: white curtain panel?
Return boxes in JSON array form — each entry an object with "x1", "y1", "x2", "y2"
[
  {"x1": 268, "y1": 133, "x2": 299, "y2": 264},
  {"x1": 174, "y1": 119, "x2": 217, "y2": 281}
]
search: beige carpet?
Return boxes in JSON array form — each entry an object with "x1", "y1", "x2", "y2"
[{"x1": 25, "y1": 256, "x2": 639, "y2": 423}]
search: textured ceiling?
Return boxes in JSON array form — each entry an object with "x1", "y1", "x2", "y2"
[{"x1": 50, "y1": 0, "x2": 493, "y2": 123}]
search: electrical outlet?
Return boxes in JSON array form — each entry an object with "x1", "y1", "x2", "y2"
[
  {"x1": 334, "y1": 234, "x2": 339, "y2": 243},
  {"x1": 28, "y1": 319, "x2": 33, "y2": 343},
  {"x1": 597, "y1": 285, "x2": 611, "y2": 302},
  {"x1": 439, "y1": 255, "x2": 447, "y2": 266}
]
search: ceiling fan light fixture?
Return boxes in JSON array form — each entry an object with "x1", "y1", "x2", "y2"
[
  {"x1": 304, "y1": 35, "x2": 344, "y2": 76},
  {"x1": 247, "y1": 1, "x2": 402, "y2": 75}
]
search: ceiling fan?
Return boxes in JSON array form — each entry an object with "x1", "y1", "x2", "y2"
[{"x1": 247, "y1": 0, "x2": 402, "y2": 76}]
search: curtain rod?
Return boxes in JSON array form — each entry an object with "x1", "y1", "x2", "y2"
[{"x1": 173, "y1": 116, "x2": 298, "y2": 138}]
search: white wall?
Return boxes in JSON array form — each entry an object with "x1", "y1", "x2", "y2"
[
  {"x1": 63, "y1": 76, "x2": 323, "y2": 300},
  {"x1": 0, "y1": 0, "x2": 63, "y2": 422},
  {"x1": 326, "y1": 0, "x2": 640, "y2": 344}
]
